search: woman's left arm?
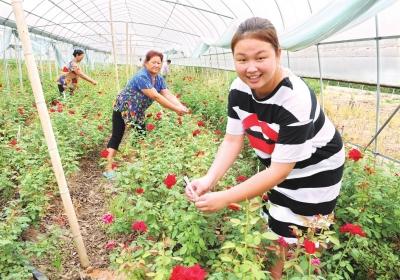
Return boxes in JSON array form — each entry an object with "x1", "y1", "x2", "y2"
[
  {"x1": 195, "y1": 162, "x2": 295, "y2": 212},
  {"x1": 160, "y1": 88, "x2": 182, "y2": 107}
]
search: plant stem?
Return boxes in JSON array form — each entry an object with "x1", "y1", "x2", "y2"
[{"x1": 333, "y1": 235, "x2": 353, "y2": 276}]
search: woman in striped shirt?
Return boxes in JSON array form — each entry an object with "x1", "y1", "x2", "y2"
[{"x1": 185, "y1": 17, "x2": 344, "y2": 279}]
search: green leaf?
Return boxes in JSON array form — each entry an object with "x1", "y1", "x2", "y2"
[
  {"x1": 221, "y1": 241, "x2": 236, "y2": 249},
  {"x1": 262, "y1": 232, "x2": 278, "y2": 240}
]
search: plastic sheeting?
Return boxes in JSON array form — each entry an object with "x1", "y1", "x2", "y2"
[{"x1": 191, "y1": 0, "x2": 395, "y2": 57}]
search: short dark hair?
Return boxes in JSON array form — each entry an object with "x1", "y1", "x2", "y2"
[
  {"x1": 231, "y1": 17, "x2": 280, "y2": 54},
  {"x1": 144, "y1": 50, "x2": 163, "y2": 63},
  {"x1": 72, "y1": 49, "x2": 84, "y2": 57},
  {"x1": 167, "y1": 59, "x2": 171, "y2": 63}
]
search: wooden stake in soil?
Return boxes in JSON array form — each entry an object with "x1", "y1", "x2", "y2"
[{"x1": 11, "y1": 0, "x2": 90, "y2": 268}]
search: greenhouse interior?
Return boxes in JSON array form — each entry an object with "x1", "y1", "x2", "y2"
[{"x1": 0, "y1": 0, "x2": 399, "y2": 279}]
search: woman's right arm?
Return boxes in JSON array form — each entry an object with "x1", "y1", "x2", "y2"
[
  {"x1": 142, "y1": 88, "x2": 187, "y2": 114},
  {"x1": 186, "y1": 133, "x2": 244, "y2": 199}
]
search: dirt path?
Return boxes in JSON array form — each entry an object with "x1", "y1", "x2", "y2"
[{"x1": 31, "y1": 150, "x2": 114, "y2": 279}]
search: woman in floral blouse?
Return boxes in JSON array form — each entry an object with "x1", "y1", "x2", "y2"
[
  {"x1": 103, "y1": 50, "x2": 189, "y2": 179},
  {"x1": 57, "y1": 49, "x2": 97, "y2": 95}
]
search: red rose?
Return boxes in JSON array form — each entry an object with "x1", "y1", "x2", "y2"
[
  {"x1": 348, "y1": 148, "x2": 362, "y2": 161},
  {"x1": 197, "y1": 120, "x2": 205, "y2": 127},
  {"x1": 236, "y1": 175, "x2": 247, "y2": 183},
  {"x1": 135, "y1": 188, "x2": 144, "y2": 195},
  {"x1": 164, "y1": 174, "x2": 177, "y2": 189},
  {"x1": 214, "y1": 129, "x2": 222, "y2": 135},
  {"x1": 79, "y1": 131, "x2": 85, "y2": 136},
  {"x1": 303, "y1": 239, "x2": 316, "y2": 254},
  {"x1": 262, "y1": 194, "x2": 269, "y2": 201},
  {"x1": 192, "y1": 129, "x2": 201, "y2": 137},
  {"x1": 146, "y1": 123, "x2": 155, "y2": 131},
  {"x1": 111, "y1": 162, "x2": 118, "y2": 170},
  {"x1": 100, "y1": 149, "x2": 109, "y2": 158},
  {"x1": 9, "y1": 139, "x2": 17, "y2": 146},
  {"x1": 131, "y1": 221, "x2": 148, "y2": 233}
]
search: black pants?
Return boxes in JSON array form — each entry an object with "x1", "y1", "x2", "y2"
[
  {"x1": 107, "y1": 111, "x2": 146, "y2": 150},
  {"x1": 107, "y1": 111, "x2": 126, "y2": 150},
  {"x1": 58, "y1": 84, "x2": 65, "y2": 94}
]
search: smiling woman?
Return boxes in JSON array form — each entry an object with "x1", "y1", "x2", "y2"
[
  {"x1": 185, "y1": 17, "x2": 345, "y2": 280},
  {"x1": 103, "y1": 50, "x2": 189, "y2": 179}
]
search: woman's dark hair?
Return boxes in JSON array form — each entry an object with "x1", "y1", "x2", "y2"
[
  {"x1": 231, "y1": 17, "x2": 280, "y2": 54},
  {"x1": 144, "y1": 50, "x2": 163, "y2": 63},
  {"x1": 72, "y1": 49, "x2": 84, "y2": 57}
]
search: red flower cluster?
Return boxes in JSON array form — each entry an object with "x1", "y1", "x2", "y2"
[
  {"x1": 100, "y1": 149, "x2": 109, "y2": 158},
  {"x1": 303, "y1": 239, "x2": 316, "y2": 254},
  {"x1": 111, "y1": 162, "x2": 118, "y2": 170},
  {"x1": 135, "y1": 188, "x2": 144, "y2": 195},
  {"x1": 214, "y1": 129, "x2": 222, "y2": 136},
  {"x1": 339, "y1": 223, "x2": 366, "y2": 237},
  {"x1": 102, "y1": 213, "x2": 114, "y2": 224},
  {"x1": 170, "y1": 264, "x2": 206, "y2": 280},
  {"x1": 192, "y1": 129, "x2": 201, "y2": 137},
  {"x1": 131, "y1": 221, "x2": 148, "y2": 233},
  {"x1": 68, "y1": 109, "x2": 75, "y2": 115},
  {"x1": 146, "y1": 123, "x2": 155, "y2": 131},
  {"x1": 236, "y1": 175, "x2": 247, "y2": 183},
  {"x1": 79, "y1": 131, "x2": 85, "y2": 136},
  {"x1": 97, "y1": 124, "x2": 104, "y2": 131},
  {"x1": 177, "y1": 116, "x2": 182, "y2": 126},
  {"x1": 57, "y1": 102, "x2": 63, "y2": 113},
  {"x1": 164, "y1": 174, "x2": 177, "y2": 189},
  {"x1": 348, "y1": 148, "x2": 363, "y2": 161},
  {"x1": 197, "y1": 120, "x2": 205, "y2": 127}
]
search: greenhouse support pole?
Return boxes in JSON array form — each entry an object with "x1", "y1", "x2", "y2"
[
  {"x1": 286, "y1": 50, "x2": 290, "y2": 68},
  {"x1": 316, "y1": 44, "x2": 324, "y2": 110},
  {"x1": 109, "y1": 0, "x2": 120, "y2": 91},
  {"x1": 129, "y1": 35, "x2": 133, "y2": 74},
  {"x1": 125, "y1": 22, "x2": 129, "y2": 83},
  {"x1": 11, "y1": 0, "x2": 90, "y2": 268},
  {"x1": 374, "y1": 15, "x2": 381, "y2": 153}
]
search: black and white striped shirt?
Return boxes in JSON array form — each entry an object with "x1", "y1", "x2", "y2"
[{"x1": 227, "y1": 74, "x2": 345, "y2": 239}]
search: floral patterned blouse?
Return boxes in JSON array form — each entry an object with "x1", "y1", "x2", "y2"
[{"x1": 113, "y1": 68, "x2": 167, "y2": 125}]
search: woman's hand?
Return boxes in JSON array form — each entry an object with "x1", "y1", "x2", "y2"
[
  {"x1": 185, "y1": 175, "x2": 214, "y2": 201},
  {"x1": 195, "y1": 190, "x2": 230, "y2": 213},
  {"x1": 176, "y1": 104, "x2": 189, "y2": 115}
]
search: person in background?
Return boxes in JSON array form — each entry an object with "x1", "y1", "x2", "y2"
[
  {"x1": 161, "y1": 59, "x2": 171, "y2": 79},
  {"x1": 185, "y1": 17, "x2": 344, "y2": 279},
  {"x1": 103, "y1": 50, "x2": 189, "y2": 179},
  {"x1": 57, "y1": 49, "x2": 97, "y2": 95}
]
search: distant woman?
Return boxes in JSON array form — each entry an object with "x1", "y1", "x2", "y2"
[
  {"x1": 103, "y1": 50, "x2": 189, "y2": 179},
  {"x1": 186, "y1": 17, "x2": 345, "y2": 279},
  {"x1": 57, "y1": 49, "x2": 97, "y2": 95}
]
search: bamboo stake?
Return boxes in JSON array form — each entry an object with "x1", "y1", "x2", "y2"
[
  {"x1": 125, "y1": 22, "x2": 129, "y2": 83},
  {"x1": 109, "y1": 0, "x2": 119, "y2": 91},
  {"x1": 11, "y1": 0, "x2": 90, "y2": 268}
]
